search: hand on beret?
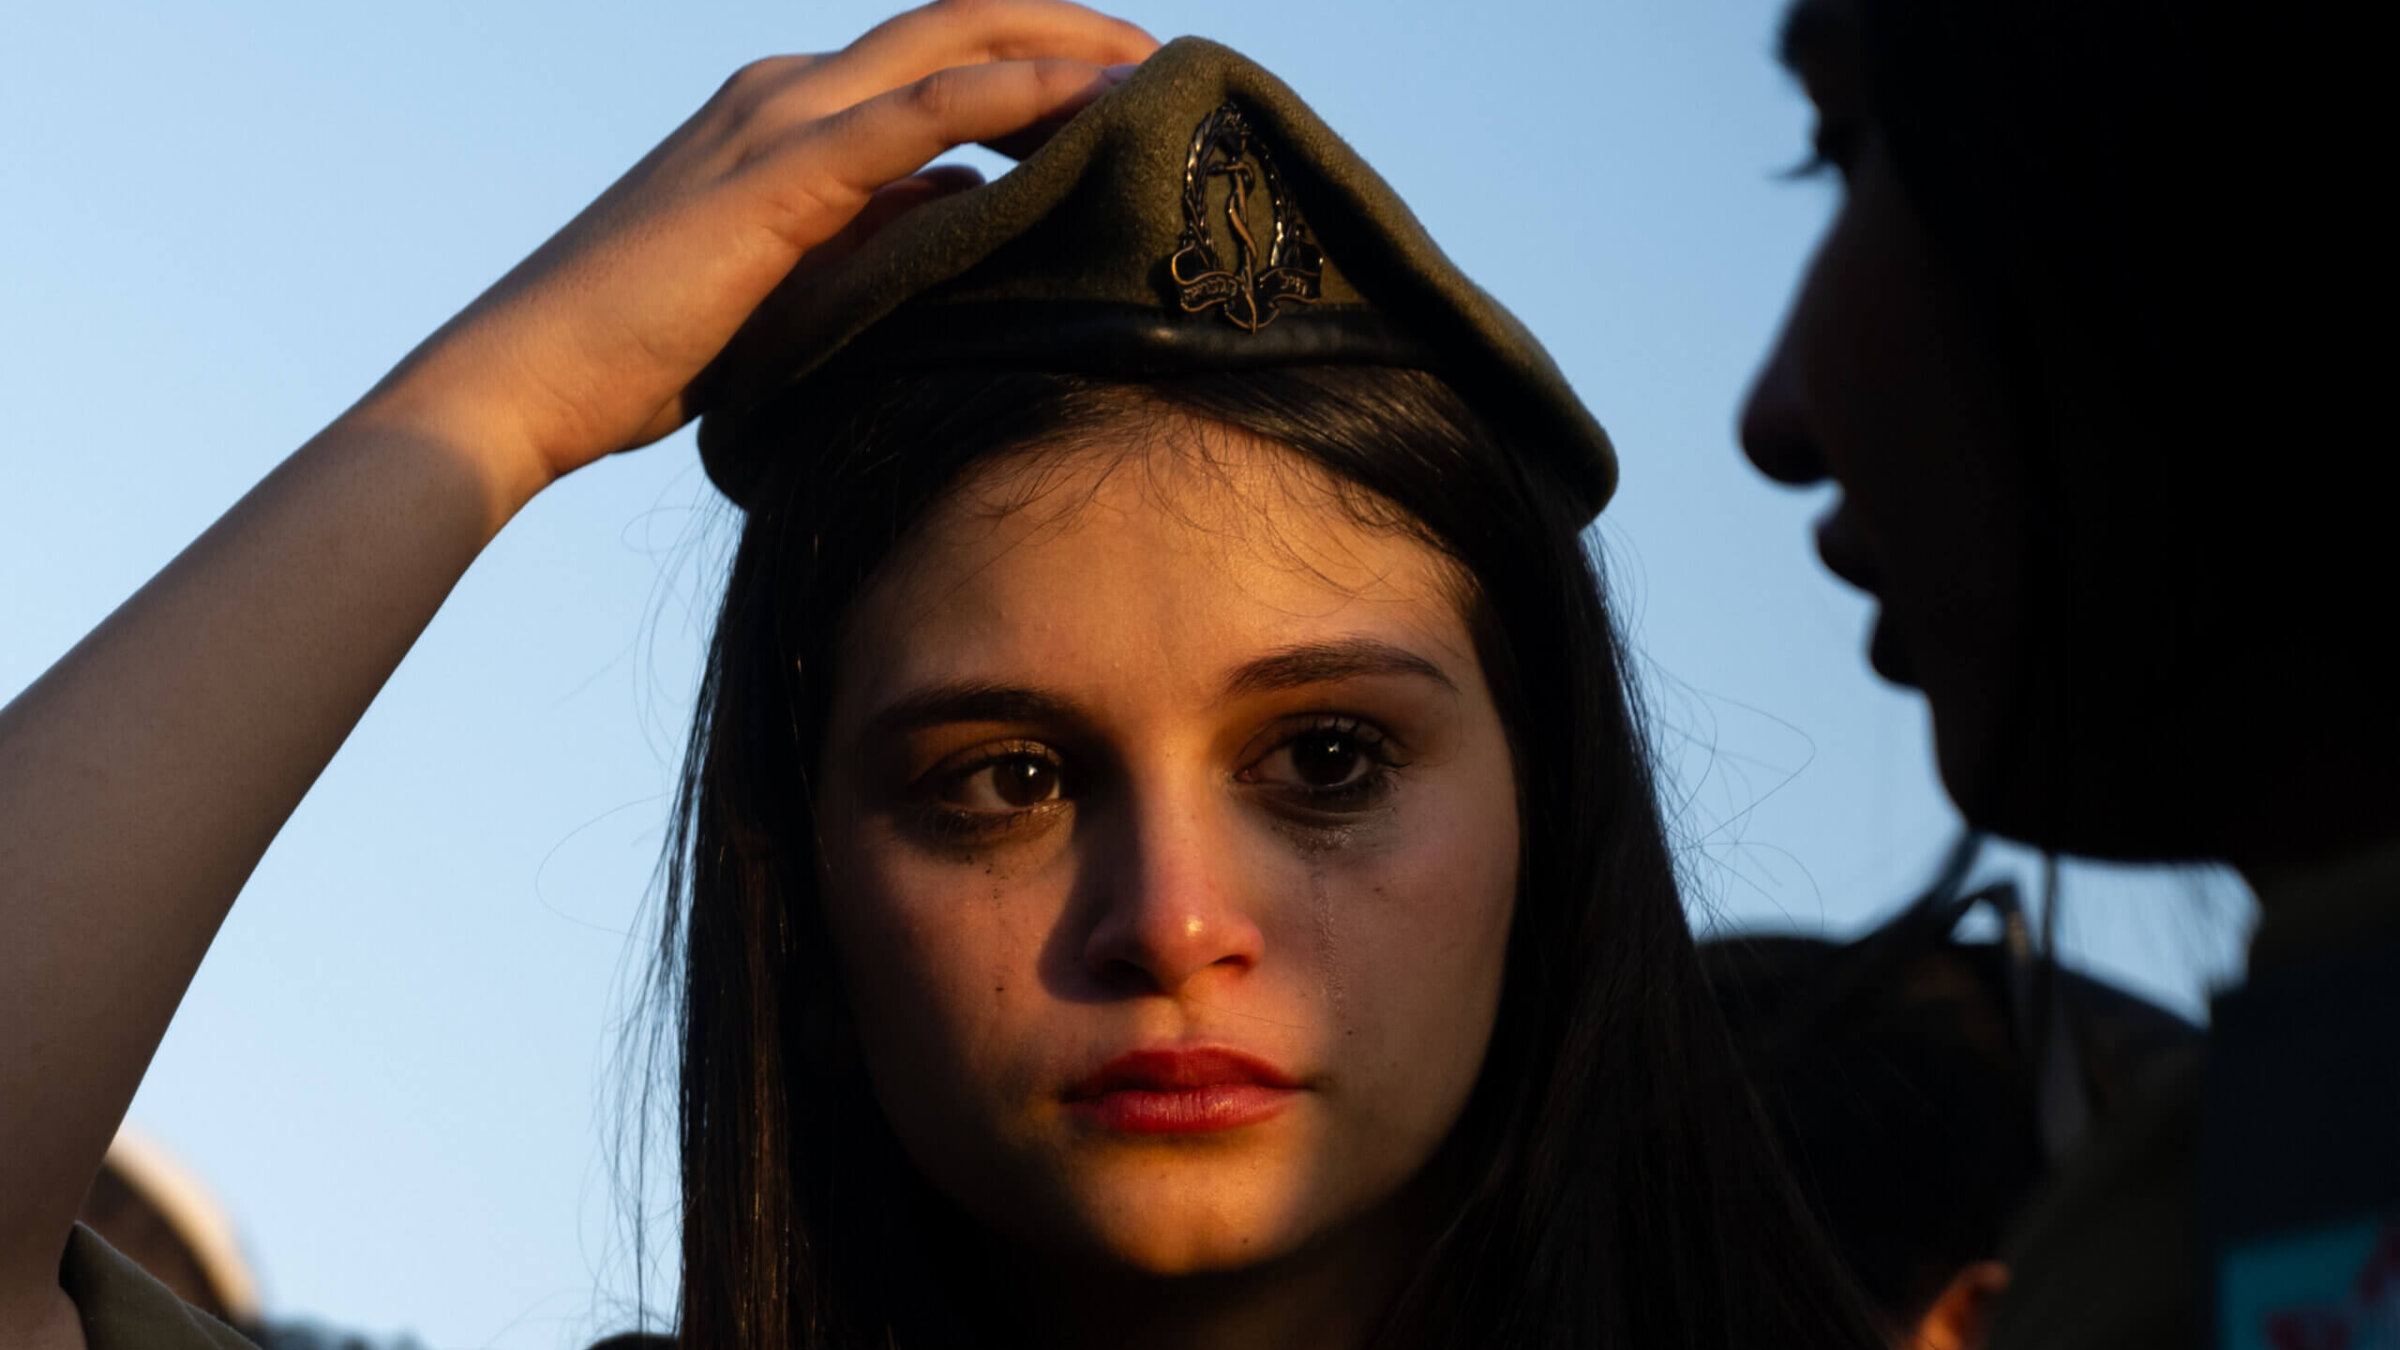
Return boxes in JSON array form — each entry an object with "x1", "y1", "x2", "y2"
[{"x1": 344, "y1": 0, "x2": 1157, "y2": 501}]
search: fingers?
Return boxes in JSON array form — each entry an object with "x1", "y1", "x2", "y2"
[
  {"x1": 840, "y1": 0, "x2": 1156, "y2": 87},
  {"x1": 979, "y1": 112, "x2": 1083, "y2": 162},
  {"x1": 811, "y1": 164, "x2": 988, "y2": 264},
  {"x1": 889, "y1": 161, "x2": 992, "y2": 199},
  {"x1": 772, "y1": 0, "x2": 1156, "y2": 122},
  {"x1": 741, "y1": 58, "x2": 1127, "y2": 248}
]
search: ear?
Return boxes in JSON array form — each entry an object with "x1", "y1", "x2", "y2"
[{"x1": 1909, "y1": 1260, "x2": 2011, "y2": 1350}]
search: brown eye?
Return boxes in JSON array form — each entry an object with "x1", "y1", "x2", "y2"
[
  {"x1": 938, "y1": 746, "x2": 1067, "y2": 813},
  {"x1": 1246, "y1": 720, "x2": 1390, "y2": 797},
  {"x1": 989, "y1": 755, "x2": 1060, "y2": 808},
  {"x1": 1286, "y1": 729, "x2": 1367, "y2": 788}
]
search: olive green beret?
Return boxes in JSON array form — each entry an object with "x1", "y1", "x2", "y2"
[{"x1": 697, "y1": 36, "x2": 1616, "y2": 519}]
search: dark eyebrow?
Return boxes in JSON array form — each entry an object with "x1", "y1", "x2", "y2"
[
  {"x1": 1221, "y1": 638, "x2": 1459, "y2": 700},
  {"x1": 862, "y1": 682, "x2": 1084, "y2": 741},
  {"x1": 859, "y1": 639, "x2": 1456, "y2": 741}
]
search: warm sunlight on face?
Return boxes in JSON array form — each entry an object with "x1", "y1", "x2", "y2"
[{"x1": 814, "y1": 418, "x2": 1521, "y2": 1275}]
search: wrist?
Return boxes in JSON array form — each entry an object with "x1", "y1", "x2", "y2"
[
  {"x1": 322, "y1": 391, "x2": 557, "y2": 541},
  {"x1": 331, "y1": 375, "x2": 561, "y2": 533}
]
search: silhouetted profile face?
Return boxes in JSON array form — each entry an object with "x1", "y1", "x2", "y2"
[
  {"x1": 1740, "y1": 11, "x2": 2033, "y2": 825},
  {"x1": 813, "y1": 417, "x2": 1520, "y2": 1274},
  {"x1": 1738, "y1": 3, "x2": 2400, "y2": 865}
]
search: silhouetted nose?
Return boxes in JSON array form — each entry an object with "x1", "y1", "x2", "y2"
[
  {"x1": 1740, "y1": 334, "x2": 1832, "y2": 488},
  {"x1": 1081, "y1": 790, "x2": 1265, "y2": 997}
]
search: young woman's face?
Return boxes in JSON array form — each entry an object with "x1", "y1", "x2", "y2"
[
  {"x1": 814, "y1": 420, "x2": 1521, "y2": 1275},
  {"x1": 1739, "y1": 9, "x2": 2033, "y2": 817}
]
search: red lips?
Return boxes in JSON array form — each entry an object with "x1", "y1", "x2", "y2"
[{"x1": 1064, "y1": 1047, "x2": 1302, "y2": 1134}]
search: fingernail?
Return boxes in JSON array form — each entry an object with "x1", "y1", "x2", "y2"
[{"x1": 1102, "y1": 61, "x2": 1142, "y2": 83}]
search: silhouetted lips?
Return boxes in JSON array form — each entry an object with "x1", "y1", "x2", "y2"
[
  {"x1": 1815, "y1": 507, "x2": 1918, "y2": 687},
  {"x1": 1064, "y1": 1048, "x2": 1302, "y2": 1134},
  {"x1": 1813, "y1": 506, "x2": 1883, "y2": 600}
]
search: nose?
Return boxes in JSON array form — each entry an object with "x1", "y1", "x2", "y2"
[
  {"x1": 1080, "y1": 784, "x2": 1265, "y2": 997},
  {"x1": 1740, "y1": 325, "x2": 1832, "y2": 488}
]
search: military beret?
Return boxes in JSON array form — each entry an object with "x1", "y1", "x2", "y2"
[{"x1": 697, "y1": 35, "x2": 1617, "y2": 520}]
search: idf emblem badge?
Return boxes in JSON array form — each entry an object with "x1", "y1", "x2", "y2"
[{"x1": 1169, "y1": 103, "x2": 1324, "y2": 332}]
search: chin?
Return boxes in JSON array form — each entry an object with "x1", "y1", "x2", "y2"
[
  {"x1": 1084, "y1": 1219, "x2": 1306, "y2": 1277},
  {"x1": 1045, "y1": 1160, "x2": 1334, "y2": 1275},
  {"x1": 1930, "y1": 686, "x2": 2235, "y2": 863}
]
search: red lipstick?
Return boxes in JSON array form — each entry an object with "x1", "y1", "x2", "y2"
[{"x1": 1064, "y1": 1047, "x2": 1302, "y2": 1134}]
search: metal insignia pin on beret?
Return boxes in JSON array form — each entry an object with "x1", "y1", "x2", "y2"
[
  {"x1": 1171, "y1": 104, "x2": 1323, "y2": 332},
  {"x1": 697, "y1": 37, "x2": 1617, "y2": 520}
]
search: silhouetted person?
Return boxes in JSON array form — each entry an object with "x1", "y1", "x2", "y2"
[{"x1": 1743, "y1": 0, "x2": 2392, "y2": 1344}]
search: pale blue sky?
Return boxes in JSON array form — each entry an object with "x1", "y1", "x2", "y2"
[{"x1": 0, "y1": 2, "x2": 2249, "y2": 1346}]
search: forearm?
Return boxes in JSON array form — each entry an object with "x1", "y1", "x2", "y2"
[{"x1": 0, "y1": 413, "x2": 533, "y2": 1305}]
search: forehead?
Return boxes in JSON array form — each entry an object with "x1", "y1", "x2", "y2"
[{"x1": 835, "y1": 418, "x2": 1477, "y2": 701}]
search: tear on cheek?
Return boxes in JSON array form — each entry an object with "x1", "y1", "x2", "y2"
[{"x1": 1308, "y1": 861, "x2": 1347, "y2": 1013}]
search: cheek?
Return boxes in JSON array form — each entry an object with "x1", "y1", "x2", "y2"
[
  {"x1": 816, "y1": 814, "x2": 1073, "y2": 1140},
  {"x1": 1799, "y1": 222, "x2": 1969, "y2": 537},
  {"x1": 1795, "y1": 164, "x2": 2028, "y2": 587},
  {"x1": 1312, "y1": 755, "x2": 1519, "y2": 1146},
  {"x1": 1791, "y1": 167, "x2": 2033, "y2": 775}
]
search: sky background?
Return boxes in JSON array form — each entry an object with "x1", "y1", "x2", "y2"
[{"x1": 1, "y1": 2, "x2": 2252, "y2": 1346}]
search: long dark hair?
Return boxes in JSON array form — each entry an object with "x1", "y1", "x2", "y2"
[{"x1": 645, "y1": 364, "x2": 1877, "y2": 1347}]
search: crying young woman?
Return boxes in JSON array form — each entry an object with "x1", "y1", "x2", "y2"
[{"x1": 0, "y1": 5, "x2": 1880, "y2": 1349}]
